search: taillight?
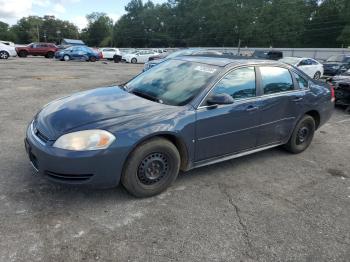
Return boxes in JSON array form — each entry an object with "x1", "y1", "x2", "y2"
[{"x1": 329, "y1": 83, "x2": 335, "y2": 102}]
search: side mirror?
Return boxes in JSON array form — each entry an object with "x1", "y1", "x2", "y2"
[{"x1": 206, "y1": 93, "x2": 234, "y2": 107}]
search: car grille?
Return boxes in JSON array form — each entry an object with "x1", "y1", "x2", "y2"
[{"x1": 45, "y1": 171, "x2": 93, "y2": 182}]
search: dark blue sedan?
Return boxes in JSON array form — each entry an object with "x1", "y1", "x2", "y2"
[
  {"x1": 55, "y1": 46, "x2": 100, "y2": 62},
  {"x1": 25, "y1": 57, "x2": 334, "y2": 197}
]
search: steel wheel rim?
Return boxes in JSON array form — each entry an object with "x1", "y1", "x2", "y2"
[
  {"x1": 137, "y1": 153, "x2": 169, "y2": 185},
  {"x1": 296, "y1": 125, "x2": 310, "y2": 145}
]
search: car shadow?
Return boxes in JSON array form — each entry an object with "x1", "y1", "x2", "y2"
[{"x1": 17, "y1": 146, "x2": 288, "y2": 206}]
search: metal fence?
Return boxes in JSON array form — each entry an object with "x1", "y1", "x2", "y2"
[
  {"x1": 121, "y1": 47, "x2": 350, "y2": 61},
  {"x1": 208, "y1": 47, "x2": 350, "y2": 61}
]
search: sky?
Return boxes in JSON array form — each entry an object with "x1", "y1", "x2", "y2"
[{"x1": 0, "y1": 0, "x2": 166, "y2": 29}]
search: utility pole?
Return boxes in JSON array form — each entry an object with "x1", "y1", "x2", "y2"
[
  {"x1": 237, "y1": 38, "x2": 241, "y2": 56},
  {"x1": 37, "y1": 24, "x2": 40, "y2": 42}
]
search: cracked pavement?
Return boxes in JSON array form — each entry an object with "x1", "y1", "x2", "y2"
[{"x1": 0, "y1": 57, "x2": 349, "y2": 261}]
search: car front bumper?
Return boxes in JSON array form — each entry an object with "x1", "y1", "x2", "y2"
[{"x1": 25, "y1": 123, "x2": 127, "y2": 188}]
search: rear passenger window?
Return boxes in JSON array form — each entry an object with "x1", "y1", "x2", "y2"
[
  {"x1": 211, "y1": 67, "x2": 256, "y2": 100},
  {"x1": 293, "y1": 72, "x2": 308, "y2": 89},
  {"x1": 260, "y1": 67, "x2": 294, "y2": 94}
]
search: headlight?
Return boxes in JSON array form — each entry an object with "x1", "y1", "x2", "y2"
[
  {"x1": 332, "y1": 65, "x2": 341, "y2": 70},
  {"x1": 53, "y1": 130, "x2": 116, "y2": 151}
]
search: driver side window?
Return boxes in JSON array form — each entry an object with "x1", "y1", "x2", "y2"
[{"x1": 210, "y1": 67, "x2": 256, "y2": 101}]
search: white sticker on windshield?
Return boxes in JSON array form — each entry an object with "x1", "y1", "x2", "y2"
[{"x1": 194, "y1": 66, "x2": 217, "y2": 74}]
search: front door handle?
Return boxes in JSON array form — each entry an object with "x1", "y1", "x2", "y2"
[
  {"x1": 246, "y1": 105, "x2": 259, "y2": 112},
  {"x1": 292, "y1": 97, "x2": 303, "y2": 102}
]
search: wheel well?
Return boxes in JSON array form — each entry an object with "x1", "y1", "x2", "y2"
[
  {"x1": 305, "y1": 110, "x2": 320, "y2": 129},
  {"x1": 129, "y1": 134, "x2": 189, "y2": 171},
  {"x1": 159, "y1": 134, "x2": 189, "y2": 170}
]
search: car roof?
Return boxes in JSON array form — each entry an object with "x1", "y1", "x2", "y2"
[{"x1": 174, "y1": 55, "x2": 285, "y2": 67}]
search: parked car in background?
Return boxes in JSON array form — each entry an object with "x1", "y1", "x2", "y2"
[
  {"x1": 144, "y1": 48, "x2": 224, "y2": 71},
  {"x1": 16, "y1": 43, "x2": 58, "y2": 58},
  {"x1": 0, "y1": 42, "x2": 17, "y2": 59},
  {"x1": 99, "y1": 47, "x2": 121, "y2": 60},
  {"x1": 25, "y1": 57, "x2": 334, "y2": 197},
  {"x1": 252, "y1": 50, "x2": 283, "y2": 60},
  {"x1": 279, "y1": 57, "x2": 324, "y2": 80},
  {"x1": 123, "y1": 50, "x2": 160, "y2": 64},
  {"x1": 55, "y1": 46, "x2": 100, "y2": 62},
  {"x1": 0, "y1": 40, "x2": 15, "y2": 46},
  {"x1": 328, "y1": 69, "x2": 350, "y2": 111},
  {"x1": 323, "y1": 55, "x2": 350, "y2": 76}
]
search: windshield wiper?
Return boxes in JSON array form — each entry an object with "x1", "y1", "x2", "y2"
[
  {"x1": 118, "y1": 84, "x2": 127, "y2": 91},
  {"x1": 130, "y1": 90, "x2": 163, "y2": 104}
]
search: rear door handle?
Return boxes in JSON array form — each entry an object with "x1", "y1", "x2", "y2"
[
  {"x1": 292, "y1": 97, "x2": 303, "y2": 102},
  {"x1": 246, "y1": 105, "x2": 259, "y2": 112}
]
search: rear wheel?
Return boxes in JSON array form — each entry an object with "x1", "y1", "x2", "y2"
[
  {"x1": 131, "y1": 58, "x2": 137, "y2": 64},
  {"x1": 89, "y1": 56, "x2": 97, "y2": 62},
  {"x1": 46, "y1": 51, "x2": 54, "y2": 58},
  {"x1": 121, "y1": 138, "x2": 180, "y2": 198},
  {"x1": 313, "y1": 71, "x2": 321, "y2": 80},
  {"x1": 0, "y1": 51, "x2": 9, "y2": 59},
  {"x1": 284, "y1": 115, "x2": 315, "y2": 154},
  {"x1": 18, "y1": 50, "x2": 27, "y2": 57}
]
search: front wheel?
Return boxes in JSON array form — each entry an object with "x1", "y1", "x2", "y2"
[
  {"x1": 313, "y1": 71, "x2": 321, "y2": 80},
  {"x1": 121, "y1": 138, "x2": 180, "y2": 198},
  {"x1": 284, "y1": 115, "x2": 315, "y2": 154},
  {"x1": 18, "y1": 50, "x2": 27, "y2": 57},
  {"x1": 0, "y1": 51, "x2": 9, "y2": 59},
  {"x1": 89, "y1": 56, "x2": 97, "y2": 62},
  {"x1": 131, "y1": 58, "x2": 137, "y2": 64}
]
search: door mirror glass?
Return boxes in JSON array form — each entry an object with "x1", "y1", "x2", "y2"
[{"x1": 207, "y1": 93, "x2": 234, "y2": 106}]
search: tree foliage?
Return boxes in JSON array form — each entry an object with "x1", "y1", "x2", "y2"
[
  {"x1": 83, "y1": 12, "x2": 113, "y2": 47},
  {"x1": 1, "y1": 0, "x2": 350, "y2": 47},
  {"x1": 6, "y1": 16, "x2": 79, "y2": 44}
]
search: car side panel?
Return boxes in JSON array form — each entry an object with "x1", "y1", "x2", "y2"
[{"x1": 256, "y1": 90, "x2": 305, "y2": 146}]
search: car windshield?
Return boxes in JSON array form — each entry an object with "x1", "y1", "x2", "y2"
[
  {"x1": 125, "y1": 59, "x2": 219, "y2": 106},
  {"x1": 280, "y1": 57, "x2": 301, "y2": 65},
  {"x1": 327, "y1": 55, "x2": 344, "y2": 62}
]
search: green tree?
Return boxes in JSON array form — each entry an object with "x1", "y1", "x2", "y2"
[{"x1": 84, "y1": 12, "x2": 113, "y2": 46}]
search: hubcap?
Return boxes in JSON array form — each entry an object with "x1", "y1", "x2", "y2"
[
  {"x1": 0, "y1": 52, "x2": 8, "y2": 59},
  {"x1": 297, "y1": 126, "x2": 309, "y2": 144},
  {"x1": 137, "y1": 153, "x2": 169, "y2": 185}
]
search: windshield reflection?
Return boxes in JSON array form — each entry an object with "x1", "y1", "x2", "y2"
[{"x1": 126, "y1": 60, "x2": 219, "y2": 106}]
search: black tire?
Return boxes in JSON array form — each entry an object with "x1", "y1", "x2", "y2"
[
  {"x1": 0, "y1": 51, "x2": 9, "y2": 59},
  {"x1": 90, "y1": 56, "x2": 97, "y2": 62},
  {"x1": 113, "y1": 55, "x2": 122, "y2": 63},
  {"x1": 131, "y1": 58, "x2": 137, "y2": 64},
  {"x1": 313, "y1": 71, "x2": 321, "y2": 80},
  {"x1": 18, "y1": 50, "x2": 27, "y2": 57},
  {"x1": 46, "y1": 51, "x2": 54, "y2": 58},
  {"x1": 284, "y1": 115, "x2": 316, "y2": 154},
  {"x1": 121, "y1": 138, "x2": 180, "y2": 198}
]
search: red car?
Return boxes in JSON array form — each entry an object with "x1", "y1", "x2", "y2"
[{"x1": 16, "y1": 43, "x2": 58, "y2": 58}]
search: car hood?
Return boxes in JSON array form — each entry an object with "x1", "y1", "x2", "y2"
[{"x1": 35, "y1": 86, "x2": 178, "y2": 140}]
